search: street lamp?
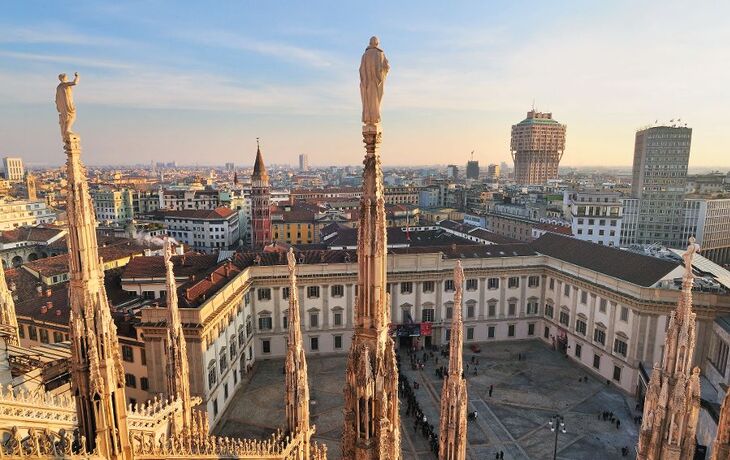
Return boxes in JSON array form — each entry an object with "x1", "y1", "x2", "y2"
[{"x1": 548, "y1": 414, "x2": 566, "y2": 460}]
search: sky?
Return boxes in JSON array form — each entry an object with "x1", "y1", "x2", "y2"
[{"x1": 2, "y1": 1, "x2": 729, "y2": 168}]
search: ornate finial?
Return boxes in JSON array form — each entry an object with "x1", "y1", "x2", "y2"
[
  {"x1": 287, "y1": 248, "x2": 296, "y2": 272},
  {"x1": 256, "y1": 137, "x2": 260, "y2": 149}
]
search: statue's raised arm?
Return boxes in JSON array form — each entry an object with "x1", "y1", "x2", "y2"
[
  {"x1": 55, "y1": 72, "x2": 79, "y2": 139},
  {"x1": 359, "y1": 36, "x2": 389, "y2": 127}
]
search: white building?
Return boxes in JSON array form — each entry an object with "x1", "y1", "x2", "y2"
[
  {"x1": 92, "y1": 189, "x2": 134, "y2": 225},
  {"x1": 159, "y1": 188, "x2": 221, "y2": 211},
  {"x1": 564, "y1": 191, "x2": 623, "y2": 246},
  {"x1": 0, "y1": 198, "x2": 56, "y2": 230},
  {"x1": 161, "y1": 208, "x2": 240, "y2": 253},
  {"x1": 2, "y1": 157, "x2": 24, "y2": 182}
]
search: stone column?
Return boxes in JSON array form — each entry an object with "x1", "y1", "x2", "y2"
[
  {"x1": 415, "y1": 282, "x2": 422, "y2": 322},
  {"x1": 606, "y1": 301, "x2": 617, "y2": 352},
  {"x1": 322, "y1": 284, "x2": 330, "y2": 328},
  {"x1": 519, "y1": 275, "x2": 527, "y2": 318},
  {"x1": 346, "y1": 284, "x2": 354, "y2": 328},
  {"x1": 273, "y1": 287, "x2": 281, "y2": 333},
  {"x1": 499, "y1": 277, "x2": 506, "y2": 318},
  {"x1": 478, "y1": 277, "x2": 486, "y2": 320},
  {"x1": 569, "y1": 286, "x2": 578, "y2": 333}
]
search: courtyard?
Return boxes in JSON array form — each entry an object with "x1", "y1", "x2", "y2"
[{"x1": 215, "y1": 340, "x2": 639, "y2": 459}]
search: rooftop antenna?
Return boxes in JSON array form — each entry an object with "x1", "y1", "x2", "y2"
[
  {"x1": 470, "y1": 150, "x2": 475, "y2": 161},
  {"x1": 531, "y1": 99, "x2": 535, "y2": 111},
  {"x1": 256, "y1": 137, "x2": 260, "y2": 148}
]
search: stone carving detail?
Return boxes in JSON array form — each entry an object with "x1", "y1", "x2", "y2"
[
  {"x1": 438, "y1": 261, "x2": 468, "y2": 460},
  {"x1": 0, "y1": 261, "x2": 20, "y2": 345},
  {"x1": 55, "y1": 72, "x2": 80, "y2": 138},
  {"x1": 636, "y1": 238, "x2": 702, "y2": 460},
  {"x1": 712, "y1": 388, "x2": 730, "y2": 460},
  {"x1": 343, "y1": 36, "x2": 400, "y2": 460}
]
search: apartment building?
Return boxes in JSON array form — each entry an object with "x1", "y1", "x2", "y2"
[
  {"x1": 0, "y1": 198, "x2": 56, "y2": 230},
  {"x1": 564, "y1": 190, "x2": 623, "y2": 246},
  {"x1": 160, "y1": 208, "x2": 240, "y2": 253}
]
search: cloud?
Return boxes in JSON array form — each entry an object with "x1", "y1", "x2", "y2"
[
  {"x1": 0, "y1": 24, "x2": 130, "y2": 47},
  {"x1": 0, "y1": 51, "x2": 134, "y2": 70}
]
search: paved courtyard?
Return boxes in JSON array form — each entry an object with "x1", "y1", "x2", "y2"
[{"x1": 215, "y1": 340, "x2": 639, "y2": 459}]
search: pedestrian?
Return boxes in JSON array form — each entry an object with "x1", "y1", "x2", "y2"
[
  {"x1": 489, "y1": 385, "x2": 493, "y2": 397},
  {"x1": 616, "y1": 419, "x2": 621, "y2": 429},
  {"x1": 500, "y1": 450, "x2": 504, "y2": 459},
  {"x1": 473, "y1": 367, "x2": 478, "y2": 376}
]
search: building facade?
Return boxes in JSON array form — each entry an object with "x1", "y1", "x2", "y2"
[
  {"x1": 2, "y1": 157, "x2": 24, "y2": 182},
  {"x1": 565, "y1": 190, "x2": 623, "y2": 246},
  {"x1": 161, "y1": 208, "x2": 240, "y2": 253},
  {"x1": 631, "y1": 125, "x2": 692, "y2": 248},
  {"x1": 0, "y1": 198, "x2": 56, "y2": 230},
  {"x1": 511, "y1": 110, "x2": 566, "y2": 185}
]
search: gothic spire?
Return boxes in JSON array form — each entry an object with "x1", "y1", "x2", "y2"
[
  {"x1": 342, "y1": 37, "x2": 400, "y2": 460},
  {"x1": 0, "y1": 262, "x2": 19, "y2": 346},
  {"x1": 251, "y1": 139, "x2": 271, "y2": 249},
  {"x1": 59, "y1": 76, "x2": 132, "y2": 459},
  {"x1": 636, "y1": 237, "x2": 702, "y2": 460},
  {"x1": 438, "y1": 261, "x2": 468, "y2": 460},
  {"x1": 712, "y1": 390, "x2": 730, "y2": 460},
  {"x1": 164, "y1": 237, "x2": 192, "y2": 434},
  {"x1": 284, "y1": 248, "x2": 312, "y2": 457}
]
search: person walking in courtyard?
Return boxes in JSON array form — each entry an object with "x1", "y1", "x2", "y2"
[{"x1": 489, "y1": 384, "x2": 493, "y2": 397}]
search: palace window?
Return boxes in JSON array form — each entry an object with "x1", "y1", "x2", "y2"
[
  {"x1": 125, "y1": 374, "x2": 136, "y2": 388},
  {"x1": 282, "y1": 315, "x2": 288, "y2": 329},
  {"x1": 446, "y1": 306, "x2": 453, "y2": 320},
  {"x1": 258, "y1": 316, "x2": 272, "y2": 331},
  {"x1": 594, "y1": 329, "x2": 606, "y2": 345},
  {"x1": 122, "y1": 345, "x2": 134, "y2": 363},
  {"x1": 528, "y1": 276, "x2": 540, "y2": 288},
  {"x1": 282, "y1": 287, "x2": 290, "y2": 299},
  {"x1": 527, "y1": 323, "x2": 535, "y2": 336},
  {"x1": 545, "y1": 304, "x2": 554, "y2": 319},
  {"x1": 422, "y1": 281, "x2": 435, "y2": 293},
  {"x1": 614, "y1": 338, "x2": 628, "y2": 357},
  {"x1": 444, "y1": 280, "x2": 455, "y2": 292},
  {"x1": 620, "y1": 306, "x2": 629, "y2": 322},
  {"x1": 508, "y1": 277, "x2": 519, "y2": 289},
  {"x1": 576, "y1": 319, "x2": 587, "y2": 336},
  {"x1": 580, "y1": 291, "x2": 588, "y2": 304},
  {"x1": 310, "y1": 337, "x2": 319, "y2": 351},
  {"x1": 219, "y1": 349, "x2": 228, "y2": 372},
  {"x1": 599, "y1": 299, "x2": 607, "y2": 313},
  {"x1": 488, "y1": 326, "x2": 495, "y2": 338},
  {"x1": 467, "y1": 327, "x2": 474, "y2": 340},
  {"x1": 564, "y1": 284, "x2": 571, "y2": 297},
  {"x1": 466, "y1": 279, "x2": 478, "y2": 291},
  {"x1": 488, "y1": 301, "x2": 497, "y2": 317},
  {"x1": 422, "y1": 308, "x2": 435, "y2": 322},
  {"x1": 593, "y1": 354, "x2": 601, "y2": 370},
  {"x1": 307, "y1": 286, "x2": 320, "y2": 299},
  {"x1": 208, "y1": 361, "x2": 217, "y2": 388},
  {"x1": 508, "y1": 324, "x2": 515, "y2": 337},
  {"x1": 258, "y1": 288, "x2": 271, "y2": 301},
  {"x1": 334, "y1": 335, "x2": 343, "y2": 350},
  {"x1": 613, "y1": 366, "x2": 622, "y2": 382},
  {"x1": 549, "y1": 278, "x2": 555, "y2": 290},
  {"x1": 526, "y1": 300, "x2": 539, "y2": 315},
  {"x1": 141, "y1": 377, "x2": 149, "y2": 391},
  {"x1": 559, "y1": 310, "x2": 570, "y2": 326},
  {"x1": 262, "y1": 339, "x2": 271, "y2": 354},
  {"x1": 467, "y1": 304, "x2": 475, "y2": 318},
  {"x1": 310, "y1": 312, "x2": 319, "y2": 328},
  {"x1": 487, "y1": 278, "x2": 499, "y2": 290},
  {"x1": 508, "y1": 302, "x2": 516, "y2": 316},
  {"x1": 401, "y1": 282, "x2": 413, "y2": 294},
  {"x1": 334, "y1": 312, "x2": 343, "y2": 326},
  {"x1": 331, "y1": 285, "x2": 344, "y2": 297}
]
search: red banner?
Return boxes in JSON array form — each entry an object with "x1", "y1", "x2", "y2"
[{"x1": 420, "y1": 322, "x2": 432, "y2": 336}]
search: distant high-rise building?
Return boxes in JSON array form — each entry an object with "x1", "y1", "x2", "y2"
[
  {"x1": 2, "y1": 157, "x2": 24, "y2": 182},
  {"x1": 487, "y1": 164, "x2": 501, "y2": 180},
  {"x1": 299, "y1": 154, "x2": 309, "y2": 172},
  {"x1": 447, "y1": 164, "x2": 459, "y2": 179},
  {"x1": 631, "y1": 125, "x2": 691, "y2": 247},
  {"x1": 251, "y1": 141, "x2": 272, "y2": 249},
  {"x1": 225, "y1": 162, "x2": 235, "y2": 171},
  {"x1": 466, "y1": 160, "x2": 479, "y2": 180},
  {"x1": 510, "y1": 110, "x2": 566, "y2": 185}
]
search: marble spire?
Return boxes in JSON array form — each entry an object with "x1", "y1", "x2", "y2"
[
  {"x1": 438, "y1": 261, "x2": 468, "y2": 460},
  {"x1": 0, "y1": 261, "x2": 20, "y2": 346},
  {"x1": 284, "y1": 248, "x2": 313, "y2": 458},
  {"x1": 163, "y1": 237, "x2": 192, "y2": 434},
  {"x1": 59, "y1": 75, "x2": 132, "y2": 459},
  {"x1": 342, "y1": 37, "x2": 400, "y2": 460},
  {"x1": 712, "y1": 389, "x2": 730, "y2": 460},
  {"x1": 636, "y1": 237, "x2": 702, "y2": 460}
]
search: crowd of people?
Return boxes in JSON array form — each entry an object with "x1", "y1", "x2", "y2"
[{"x1": 398, "y1": 349, "x2": 439, "y2": 455}]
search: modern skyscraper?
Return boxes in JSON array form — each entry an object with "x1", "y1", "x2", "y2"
[
  {"x1": 251, "y1": 140, "x2": 271, "y2": 249},
  {"x1": 465, "y1": 160, "x2": 479, "y2": 180},
  {"x1": 2, "y1": 157, "x2": 24, "y2": 182},
  {"x1": 510, "y1": 110, "x2": 566, "y2": 185},
  {"x1": 631, "y1": 124, "x2": 692, "y2": 248},
  {"x1": 299, "y1": 153, "x2": 309, "y2": 172},
  {"x1": 447, "y1": 164, "x2": 459, "y2": 179},
  {"x1": 487, "y1": 164, "x2": 501, "y2": 180}
]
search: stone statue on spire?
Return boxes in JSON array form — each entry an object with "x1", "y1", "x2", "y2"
[
  {"x1": 360, "y1": 36, "x2": 389, "y2": 128},
  {"x1": 55, "y1": 72, "x2": 80, "y2": 138}
]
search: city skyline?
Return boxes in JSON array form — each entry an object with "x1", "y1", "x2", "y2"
[{"x1": 2, "y1": 1, "x2": 730, "y2": 168}]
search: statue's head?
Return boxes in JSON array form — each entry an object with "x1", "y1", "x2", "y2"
[
  {"x1": 369, "y1": 36, "x2": 379, "y2": 48},
  {"x1": 58, "y1": 73, "x2": 67, "y2": 82}
]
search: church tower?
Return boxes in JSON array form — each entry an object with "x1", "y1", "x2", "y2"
[
  {"x1": 285, "y1": 248, "x2": 313, "y2": 459},
  {"x1": 163, "y1": 237, "x2": 192, "y2": 434},
  {"x1": 636, "y1": 238, "x2": 702, "y2": 460},
  {"x1": 250, "y1": 139, "x2": 271, "y2": 249},
  {"x1": 0, "y1": 261, "x2": 19, "y2": 345},
  {"x1": 60, "y1": 84, "x2": 132, "y2": 459},
  {"x1": 438, "y1": 261, "x2": 468, "y2": 460},
  {"x1": 342, "y1": 37, "x2": 400, "y2": 460},
  {"x1": 712, "y1": 390, "x2": 730, "y2": 460}
]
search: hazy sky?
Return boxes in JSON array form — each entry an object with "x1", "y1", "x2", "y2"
[{"x1": 2, "y1": 1, "x2": 729, "y2": 168}]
